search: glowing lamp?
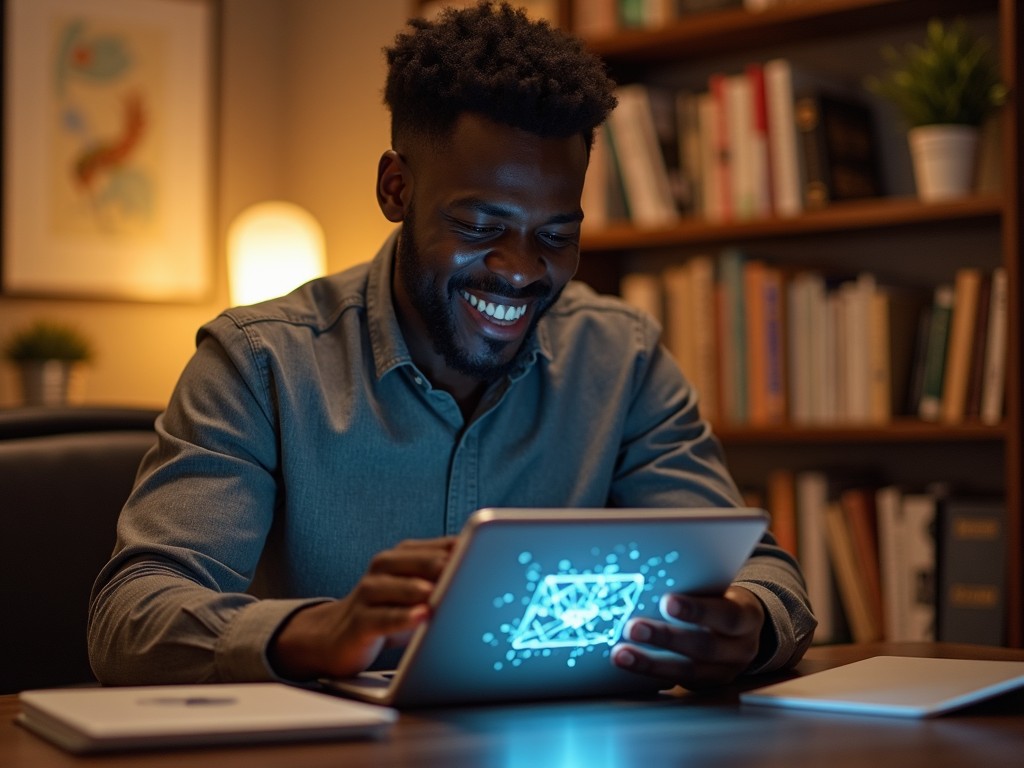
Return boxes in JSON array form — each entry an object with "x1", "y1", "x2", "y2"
[{"x1": 227, "y1": 201, "x2": 326, "y2": 306}]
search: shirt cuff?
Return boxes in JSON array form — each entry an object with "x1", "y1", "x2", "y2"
[{"x1": 215, "y1": 597, "x2": 330, "y2": 682}]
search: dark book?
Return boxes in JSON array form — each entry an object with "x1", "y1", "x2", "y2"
[
  {"x1": 675, "y1": 0, "x2": 744, "y2": 14},
  {"x1": 937, "y1": 497, "x2": 1006, "y2": 646},
  {"x1": 965, "y1": 271, "x2": 993, "y2": 420},
  {"x1": 917, "y1": 285, "x2": 954, "y2": 421},
  {"x1": 794, "y1": 92, "x2": 884, "y2": 209}
]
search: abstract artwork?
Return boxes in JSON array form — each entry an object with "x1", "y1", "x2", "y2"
[{"x1": 2, "y1": 0, "x2": 213, "y2": 301}]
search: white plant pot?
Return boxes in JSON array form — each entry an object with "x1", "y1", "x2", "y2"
[
  {"x1": 908, "y1": 124, "x2": 979, "y2": 202},
  {"x1": 18, "y1": 360, "x2": 74, "y2": 406}
]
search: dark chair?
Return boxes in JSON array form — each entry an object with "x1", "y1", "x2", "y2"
[{"x1": 0, "y1": 406, "x2": 160, "y2": 694}]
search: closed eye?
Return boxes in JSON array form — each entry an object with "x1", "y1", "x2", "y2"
[{"x1": 540, "y1": 231, "x2": 579, "y2": 247}]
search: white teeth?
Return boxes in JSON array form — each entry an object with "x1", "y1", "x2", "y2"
[{"x1": 461, "y1": 290, "x2": 527, "y2": 322}]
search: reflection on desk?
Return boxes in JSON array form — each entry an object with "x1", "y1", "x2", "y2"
[{"x1": 2, "y1": 642, "x2": 1023, "y2": 768}]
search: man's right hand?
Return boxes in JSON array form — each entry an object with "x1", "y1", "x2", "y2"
[{"x1": 268, "y1": 536, "x2": 456, "y2": 681}]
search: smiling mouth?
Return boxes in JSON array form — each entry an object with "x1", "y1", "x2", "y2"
[{"x1": 460, "y1": 290, "x2": 528, "y2": 323}]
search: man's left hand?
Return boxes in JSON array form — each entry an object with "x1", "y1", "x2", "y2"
[{"x1": 611, "y1": 585, "x2": 765, "y2": 688}]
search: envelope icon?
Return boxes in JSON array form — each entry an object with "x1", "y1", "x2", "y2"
[{"x1": 510, "y1": 573, "x2": 645, "y2": 650}]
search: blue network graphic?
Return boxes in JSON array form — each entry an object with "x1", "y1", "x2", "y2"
[{"x1": 483, "y1": 544, "x2": 681, "y2": 670}]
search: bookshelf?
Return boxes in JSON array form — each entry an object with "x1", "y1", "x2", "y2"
[
  {"x1": 410, "y1": 0, "x2": 1020, "y2": 646},
  {"x1": 570, "y1": 0, "x2": 1021, "y2": 646}
]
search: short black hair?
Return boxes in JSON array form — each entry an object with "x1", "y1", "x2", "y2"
[{"x1": 383, "y1": 1, "x2": 617, "y2": 151}]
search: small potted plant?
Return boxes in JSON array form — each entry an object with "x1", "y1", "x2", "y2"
[
  {"x1": 866, "y1": 18, "x2": 1007, "y2": 201},
  {"x1": 3, "y1": 320, "x2": 94, "y2": 406}
]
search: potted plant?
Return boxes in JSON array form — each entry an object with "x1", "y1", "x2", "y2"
[
  {"x1": 866, "y1": 18, "x2": 1007, "y2": 201},
  {"x1": 3, "y1": 320, "x2": 94, "y2": 406}
]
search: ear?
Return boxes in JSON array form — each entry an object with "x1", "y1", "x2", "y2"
[{"x1": 376, "y1": 150, "x2": 412, "y2": 223}]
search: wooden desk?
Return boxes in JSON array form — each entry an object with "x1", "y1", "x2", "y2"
[{"x1": 3, "y1": 643, "x2": 1022, "y2": 767}]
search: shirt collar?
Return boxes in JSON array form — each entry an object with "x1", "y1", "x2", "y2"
[{"x1": 365, "y1": 228, "x2": 552, "y2": 383}]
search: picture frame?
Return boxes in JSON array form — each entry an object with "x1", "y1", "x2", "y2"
[{"x1": 1, "y1": 0, "x2": 214, "y2": 302}]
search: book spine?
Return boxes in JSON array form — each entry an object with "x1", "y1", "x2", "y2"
[
  {"x1": 940, "y1": 268, "x2": 982, "y2": 424},
  {"x1": 717, "y1": 248, "x2": 748, "y2": 423},
  {"x1": 763, "y1": 58, "x2": 803, "y2": 217},
  {"x1": 918, "y1": 285, "x2": 954, "y2": 421},
  {"x1": 794, "y1": 94, "x2": 829, "y2": 209},
  {"x1": 964, "y1": 271, "x2": 992, "y2": 420},
  {"x1": 980, "y1": 267, "x2": 1008, "y2": 425},
  {"x1": 937, "y1": 497, "x2": 1006, "y2": 645}
]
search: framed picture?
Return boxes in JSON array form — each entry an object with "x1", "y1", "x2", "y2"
[{"x1": 2, "y1": 0, "x2": 214, "y2": 301}]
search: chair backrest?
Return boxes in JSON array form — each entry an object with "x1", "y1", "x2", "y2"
[{"x1": 0, "y1": 406, "x2": 160, "y2": 694}]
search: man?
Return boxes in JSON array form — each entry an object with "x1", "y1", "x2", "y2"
[{"x1": 89, "y1": 1, "x2": 815, "y2": 691}]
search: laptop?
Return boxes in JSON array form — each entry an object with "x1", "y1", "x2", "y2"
[
  {"x1": 17, "y1": 683, "x2": 397, "y2": 754},
  {"x1": 740, "y1": 656, "x2": 1024, "y2": 718},
  {"x1": 322, "y1": 506, "x2": 769, "y2": 708}
]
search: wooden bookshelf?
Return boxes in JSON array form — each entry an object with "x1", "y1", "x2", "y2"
[
  {"x1": 575, "y1": 0, "x2": 1022, "y2": 646},
  {"x1": 581, "y1": 194, "x2": 1004, "y2": 253}
]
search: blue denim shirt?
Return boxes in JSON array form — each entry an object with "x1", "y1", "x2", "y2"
[{"x1": 89, "y1": 231, "x2": 815, "y2": 684}]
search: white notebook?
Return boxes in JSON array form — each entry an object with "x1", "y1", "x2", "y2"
[
  {"x1": 17, "y1": 683, "x2": 397, "y2": 753},
  {"x1": 740, "y1": 656, "x2": 1024, "y2": 718}
]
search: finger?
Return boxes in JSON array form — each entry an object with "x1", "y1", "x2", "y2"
[
  {"x1": 611, "y1": 643, "x2": 740, "y2": 689},
  {"x1": 623, "y1": 615, "x2": 757, "y2": 667},
  {"x1": 351, "y1": 573, "x2": 436, "y2": 607},
  {"x1": 659, "y1": 589, "x2": 762, "y2": 638},
  {"x1": 368, "y1": 543, "x2": 453, "y2": 578}
]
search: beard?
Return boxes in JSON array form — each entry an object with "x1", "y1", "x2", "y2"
[{"x1": 396, "y1": 210, "x2": 561, "y2": 382}]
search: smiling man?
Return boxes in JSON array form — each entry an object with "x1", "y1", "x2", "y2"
[{"x1": 89, "y1": 1, "x2": 815, "y2": 691}]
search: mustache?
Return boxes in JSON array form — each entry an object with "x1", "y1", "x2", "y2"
[{"x1": 451, "y1": 274, "x2": 553, "y2": 301}]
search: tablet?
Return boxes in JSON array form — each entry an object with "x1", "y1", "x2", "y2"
[
  {"x1": 741, "y1": 656, "x2": 1024, "y2": 717},
  {"x1": 323, "y1": 506, "x2": 769, "y2": 707}
]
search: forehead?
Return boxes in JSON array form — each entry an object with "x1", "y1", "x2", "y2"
[{"x1": 409, "y1": 113, "x2": 589, "y2": 206}]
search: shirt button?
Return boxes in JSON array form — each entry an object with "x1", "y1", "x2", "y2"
[{"x1": 414, "y1": 376, "x2": 424, "y2": 387}]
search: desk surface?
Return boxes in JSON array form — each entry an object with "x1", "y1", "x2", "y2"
[{"x1": 3, "y1": 642, "x2": 1023, "y2": 767}]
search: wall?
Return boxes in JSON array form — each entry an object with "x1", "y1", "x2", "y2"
[{"x1": 0, "y1": 0, "x2": 408, "y2": 408}]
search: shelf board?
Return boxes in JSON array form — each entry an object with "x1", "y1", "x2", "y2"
[
  {"x1": 586, "y1": 0, "x2": 998, "y2": 67},
  {"x1": 580, "y1": 194, "x2": 1003, "y2": 253},
  {"x1": 716, "y1": 419, "x2": 1006, "y2": 445}
]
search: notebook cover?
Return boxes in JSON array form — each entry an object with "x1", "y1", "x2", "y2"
[{"x1": 17, "y1": 683, "x2": 397, "y2": 753}]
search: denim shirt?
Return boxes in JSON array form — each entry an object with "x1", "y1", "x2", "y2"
[{"x1": 89, "y1": 231, "x2": 815, "y2": 684}]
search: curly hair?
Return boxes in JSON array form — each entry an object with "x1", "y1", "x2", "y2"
[{"x1": 383, "y1": 1, "x2": 617, "y2": 151}]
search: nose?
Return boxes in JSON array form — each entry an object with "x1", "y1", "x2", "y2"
[{"x1": 483, "y1": 233, "x2": 548, "y2": 289}]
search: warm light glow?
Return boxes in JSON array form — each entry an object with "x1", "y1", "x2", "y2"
[{"x1": 227, "y1": 201, "x2": 326, "y2": 306}]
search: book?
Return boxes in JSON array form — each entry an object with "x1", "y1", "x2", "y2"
[
  {"x1": 964, "y1": 271, "x2": 992, "y2": 420},
  {"x1": 766, "y1": 468, "x2": 798, "y2": 556},
  {"x1": 724, "y1": 72, "x2": 756, "y2": 219},
  {"x1": 662, "y1": 263, "x2": 695, "y2": 380},
  {"x1": 794, "y1": 92, "x2": 883, "y2": 209},
  {"x1": 795, "y1": 471, "x2": 838, "y2": 643},
  {"x1": 646, "y1": 85, "x2": 692, "y2": 214},
  {"x1": 839, "y1": 487, "x2": 884, "y2": 638},
  {"x1": 571, "y1": 0, "x2": 619, "y2": 39},
  {"x1": 16, "y1": 683, "x2": 397, "y2": 754},
  {"x1": 917, "y1": 285, "x2": 954, "y2": 421},
  {"x1": 745, "y1": 61, "x2": 773, "y2": 218},
  {"x1": 606, "y1": 84, "x2": 679, "y2": 227},
  {"x1": 980, "y1": 266, "x2": 1008, "y2": 425},
  {"x1": 825, "y1": 500, "x2": 880, "y2": 643},
  {"x1": 619, "y1": 271, "x2": 664, "y2": 325},
  {"x1": 902, "y1": 491, "x2": 940, "y2": 641},
  {"x1": 940, "y1": 268, "x2": 982, "y2": 423},
  {"x1": 687, "y1": 254, "x2": 720, "y2": 423},
  {"x1": 937, "y1": 496, "x2": 1007, "y2": 646},
  {"x1": 742, "y1": 259, "x2": 776, "y2": 424},
  {"x1": 876, "y1": 485, "x2": 909, "y2": 641},
  {"x1": 707, "y1": 73, "x2": 733, "y2": 221},
  {"x1": 676, "y1": 89, "x2": 704, "y2": 216},
  {"x1": 717, "y1": 248, "x2": 748, "y2": 423}
]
